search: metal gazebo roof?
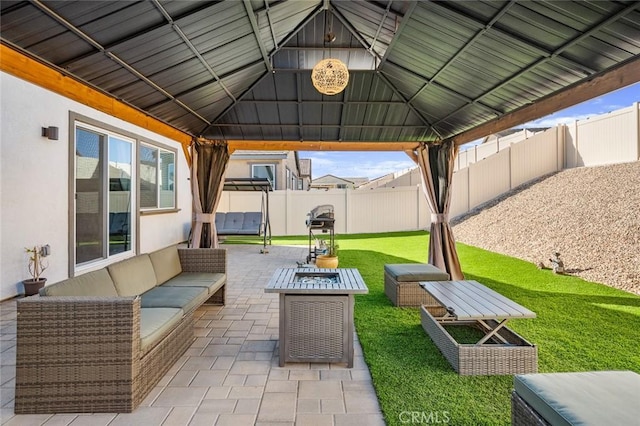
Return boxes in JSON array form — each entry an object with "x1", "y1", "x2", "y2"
[{"x1": 1, "y1": 0, "x2": 639, "y2": 148}]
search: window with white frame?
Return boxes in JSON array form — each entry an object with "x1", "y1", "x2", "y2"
[
  {"x1": 252, "y1": 164, "x2": 276, "y2": 189},
  {"x1": 140, "y1": 143, "x2": 176, "y2": 210}
]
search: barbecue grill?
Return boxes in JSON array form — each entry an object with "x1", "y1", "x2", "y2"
[
  {"x1": 306, "y1": 204, "x2": 334, "y2": 229},
  {"x1": 306, "y1": 205, "x2": 335, "y2": 263}
]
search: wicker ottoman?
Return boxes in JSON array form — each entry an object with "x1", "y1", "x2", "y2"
[
  {"x1": 512, "y1": 371, "x2": 640, "y2": 425},
  {"x1": 384, "y1": 263, "x2": 450, "y2": 307}
]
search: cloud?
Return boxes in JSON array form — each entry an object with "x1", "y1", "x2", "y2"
[{"x1": 524, "y1": 113, "x2": 594, "y2": 128}]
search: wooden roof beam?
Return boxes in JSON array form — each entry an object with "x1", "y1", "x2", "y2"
[{"x1": 227, "y1": 140, "x2": 420, "y2": 152}]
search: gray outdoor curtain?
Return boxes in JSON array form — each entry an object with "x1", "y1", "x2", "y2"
[
  {"x1": 190, "y1": 139, "x2": 229, "y2": 248},
  {"x1": 417, "y1": 140, "x2": 464, "y2": 280}
]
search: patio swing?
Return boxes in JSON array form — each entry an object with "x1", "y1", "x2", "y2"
[{"x1": 216, "y1": 178, "x2": 272, "y2": 253}]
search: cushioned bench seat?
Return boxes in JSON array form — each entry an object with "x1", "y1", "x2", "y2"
[
  {"x1": 140, "y1": 307, "x2": 183, "y2": 352},
  {"x1": 512, "y1": 371, "x2": 640, "y2": 425},
  {"x1": 384, "y1": 263, "x2": 450, "y2": 307},
  {"x1": 216, "y1": 211, "x2": 263, "y2": 235},
  {"x1": 141, "y1": 286, "x2": 209, "y2": 313},
  {"x1": 161, "y1": 272, "x2": 226, "y2": 293}
]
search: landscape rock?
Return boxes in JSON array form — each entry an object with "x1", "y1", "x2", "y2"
[{"x1": 452, "y1": 161, "x2": 640, "y2": 296}]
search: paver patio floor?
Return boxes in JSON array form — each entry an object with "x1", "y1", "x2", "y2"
[{"x1": 0, "y1": 244, "x2": 384, "y2": 425}]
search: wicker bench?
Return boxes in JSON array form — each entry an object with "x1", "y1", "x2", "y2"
[
  {"x1": 14, "y1": 246, "x2": 226, "y2": 414},
  {"x1": 512, "y1": 371, "x2": 640, "y2": 425},
  {"x1": 384, "y1": 263, "x2": 450, "y2": 307}
]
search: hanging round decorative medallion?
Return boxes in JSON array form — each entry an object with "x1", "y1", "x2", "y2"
[{"x1": 311, "y1": 58, "x2": 350, "y2": 95}]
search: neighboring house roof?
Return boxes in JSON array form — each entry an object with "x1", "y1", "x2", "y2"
[
  {"x1": 343, "y1": 177, "x2": 370, "y2": 187},
  {"x1": 312, "y1": 175, "x2": 355, "y2": 185},
  {"x1": 311, "y1": 175, "x2": 370, "y2": 188},
  {"x1": 357, "y1": 172, "x2": 396, "y2": 190}
]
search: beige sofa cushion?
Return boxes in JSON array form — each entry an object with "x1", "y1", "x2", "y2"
[
  {"x1": 149, "y1": 245, "x2": 182, "y2": 285},
  {"x1": 384, "y1": 263, "x2": 450, "y2": 282},
  {"x1": 139, "y1": 307, "x2": 183, "y2": 352},
  {"x1": 140, "y1": 286, "x2": 209, "y2": 313},
  {"x1": 39, "y1": 269, "x2": 118, "y2": 297},
  {"x1": 108, "y1": 254, "x2": 157, "y2": 296},
  {"x1": 162, "y1": 272, "x2": 225, "y2": 295}
]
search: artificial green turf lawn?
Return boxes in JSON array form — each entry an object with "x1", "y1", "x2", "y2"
[{"x1": 223, "y1": 232, "x2": 640, "y2": 425}]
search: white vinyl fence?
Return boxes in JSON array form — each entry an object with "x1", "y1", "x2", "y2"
[{"x1": 219, "y1": 103, "x2": 639, "y2": 236}]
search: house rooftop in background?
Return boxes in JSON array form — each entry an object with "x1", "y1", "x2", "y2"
[
  {"x1": 311, "y1": 174, "x2": 369, "y2": 190},
  {"x1": 226, "y1": 150, "x2": 312, "y2": 191}
]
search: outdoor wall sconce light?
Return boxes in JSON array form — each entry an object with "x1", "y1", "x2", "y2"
[{"x1": 42, "y1": 126, "x2": 59, "y2": 140}]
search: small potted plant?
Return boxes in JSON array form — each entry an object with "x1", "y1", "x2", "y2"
[
  {"x1": 315, "y1": 240, "x2": 339, "y2": 268},
  {"x1": 23, "y1": 245, "x2": 49, "y2": 296}
]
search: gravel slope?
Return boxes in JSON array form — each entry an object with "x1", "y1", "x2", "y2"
[{"x1": 451, "y1": 161, "x2": 640, "y2": 295}]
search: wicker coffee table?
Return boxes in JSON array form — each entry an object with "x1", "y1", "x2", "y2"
[{"x1": 265, "y1": 268, "x2": 368, "y2": 367}]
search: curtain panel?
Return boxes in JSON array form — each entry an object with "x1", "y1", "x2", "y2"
[
  {"x1": 417, "y1": 140, "x2": 464, "y2": 280},
  {"x1": 190, "y1": 139, "x2": 229, "y2": 248}
]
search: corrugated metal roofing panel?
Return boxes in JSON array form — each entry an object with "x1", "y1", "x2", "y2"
[
  {"x1": 113, "y1": 81, "x2": 168, "y2": 110},
  {"x1": 334, "y1": 0, "x2": 399, "y2": 58},
  {"x1": 147, "y1": 101, "x2": 206, "y2": 133},
  {"x1": 0, "y1": 2, "x2": 94, "y2": 65},
  {"x1": 111, "y1": 27, "x2": 189, "y2": 75},
  {"x1": 346, "y1": 73, "x2": 396, "y2": 102},
  {"x1": 258, "y1": 0, "x2": 321, "y2": 50},
  {"x1": 78, "y1": 58, "x2": 140, "y2": 93},
  {"x1": 150, "y1": 60, "x2": 213, "y2": 97},
  {"x1": 177, "y1": 81, "x2": 228, "y2": 111},
  {"x1": 53, "y1": 1, "x2": 163, "y2": 46},
  {"x1": 177, "y1": 2, "x2": 250, "y2": 48},
  {"x1": 202, "y1": 36, "x2": 263, "y2": 76},
  {"x1": 159, "y1": 0, "x2": 212, "y2": 17},
  {"x1": 379, "y1": 65, "x2": 430, "y2": 107},
  {"x1": 278, "y1": 104, "x2": 300, "y2": 126},
  {"x1": 221, "y1": 62, "x2": 267, "y2": 95}
]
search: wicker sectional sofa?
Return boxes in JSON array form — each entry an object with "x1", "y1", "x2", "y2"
[{"x1": 14, "y1": 246, "x2": 226, "y2": 414}]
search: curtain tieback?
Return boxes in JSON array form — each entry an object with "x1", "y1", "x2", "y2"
[
  {"x1": 431, "y1": 213, "x2": 447, "y2": 223},
  {"x1": 195, "y1": 213, "x2": 215, "y2": 223}
]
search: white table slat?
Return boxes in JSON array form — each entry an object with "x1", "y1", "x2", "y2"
[
  {"x1": 442, "y1": 281, "x2": 511, "y2": 318},
  {"x1": 463, "y1": 280, "x2": 535, "y2": 318},
  {"x1": 420, "y1": 280, "x2": 535, "y2": 320},
  {"x1": 424, "y1": 282, "x2": 492, "y2": 318},
  {"x1": 265, "y1": 268, "x2": 368, "y2": 294}
]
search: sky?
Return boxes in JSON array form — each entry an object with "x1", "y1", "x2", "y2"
[{"x1": 301, "y1": 82, "x2": 639, "y2": 180}]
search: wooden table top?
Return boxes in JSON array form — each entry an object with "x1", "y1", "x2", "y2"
[
  {"x1": 420, "y1": 280, "x2": 536, "y2": 320},
  {"x1": 265, "y1": 268, "x2": 368, "y2": 294}
]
